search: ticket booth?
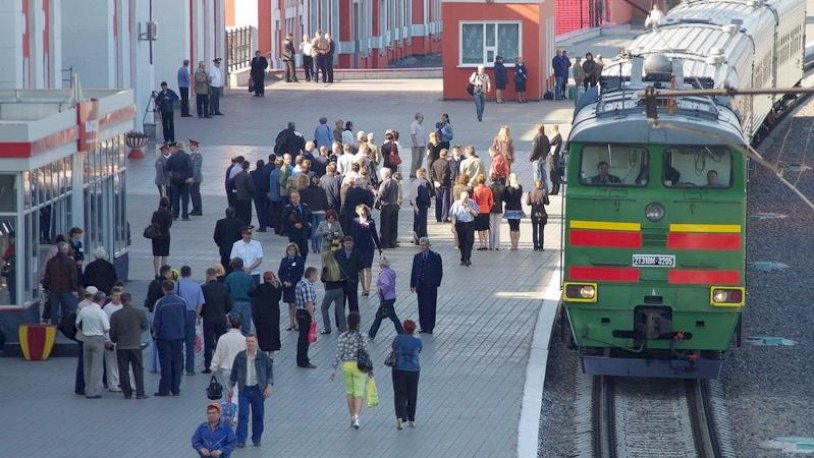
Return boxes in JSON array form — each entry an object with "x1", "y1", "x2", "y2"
[{"x1": 0, "y1": 88, "x2": 134, "y2": 338}]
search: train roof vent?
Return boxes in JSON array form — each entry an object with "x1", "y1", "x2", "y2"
[
  {"x1": 644, "y1": 54, "x2": 672, "y2": 81},
  {"x1": 705, "y1": 48, "x2": 726, "y2": 66}
]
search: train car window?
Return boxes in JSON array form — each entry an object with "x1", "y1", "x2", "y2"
[
  {"x1": 580, "y1": 145, "x2": 649, "y2": 186},
  {"x1": 663, "y1": 147, "x2": 732, "y2": 188}
]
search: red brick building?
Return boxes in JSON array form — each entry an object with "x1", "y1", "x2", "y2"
[
  {"x1": 442, "y1": 0, "x2": 556, "y2": 100},
  {"x1": 255, "y1": 0, "x2": 443, "y2": 69}
]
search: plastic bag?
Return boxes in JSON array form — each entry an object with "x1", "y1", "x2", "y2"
[
  {"x1": 366, "y1": 377, "x2": 379, "y2": 408},
  {"x1": 308, "y1": 321, "x2": 317, "y2": 343},
  {"x1": 194, "y1": 320, "x2": 204, "y2": 355}
]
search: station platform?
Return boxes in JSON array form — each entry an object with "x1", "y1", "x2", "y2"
[{"x1": 1, "y1": 79, "x2": 569, "y2": 457}]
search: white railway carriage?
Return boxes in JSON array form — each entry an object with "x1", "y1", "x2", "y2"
[{"x1": 602, "y1": 0, "x2": 806, "y2": 139}]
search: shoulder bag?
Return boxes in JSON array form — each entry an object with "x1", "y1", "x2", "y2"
[
  {"x1": 466, "y1": 73, "x2": 476, "y2": 96},
  {"x1": 356, "y1": 333, "x2": 373, "y2": 373},
  {"x1": 388, "y1": 142, "x2": 402, "y2": 167},
  {"x1": 384, "y1": 336, "x2": 399, "y2": 367},
  {"x1": 143, "y1": 223, "x2": 161, "y2": 239}
]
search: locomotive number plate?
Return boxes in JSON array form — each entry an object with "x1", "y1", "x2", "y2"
[{"x1": 632, "y1": 254, "x2": 675, "y2": 268}]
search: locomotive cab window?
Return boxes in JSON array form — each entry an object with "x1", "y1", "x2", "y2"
[
  {"x1": 580, "y1": 145, "x2": 649, "y2": 186},
  {"x1": 663, "y1": 146, "x2": 732, "y2": 188}
]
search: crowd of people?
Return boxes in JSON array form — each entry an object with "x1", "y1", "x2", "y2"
[{"x1": 38, "y1": 107, "x2": 565, "y2": 454}]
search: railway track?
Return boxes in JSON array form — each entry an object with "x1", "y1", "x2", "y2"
[{"x1": 590, "y1": 377, "x2": 734, "y2": 458}]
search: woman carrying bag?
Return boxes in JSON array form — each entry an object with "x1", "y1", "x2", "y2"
[{"x1": 330, "y1": 312, "x2": 372, "y2": 429}]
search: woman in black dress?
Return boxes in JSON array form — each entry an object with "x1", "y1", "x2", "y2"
[
  {"x1": 251, "y1": 271, "x2": 283, "y2": 356},
  {"x1": 426, "y1": 131, "x2": 444, "y2": 169},
  {"x1": 151, "y1": 197, "x2": 173, "y2": 277},
  {"x1": 349, "y1": 204, "x2": 382, "y2": 296},
  {"x1": 278, "y1": 243, "x2": 305, "y2": 331},
  {"x1": 503, "y1": 173, "x2": 525, "y2": 251}
]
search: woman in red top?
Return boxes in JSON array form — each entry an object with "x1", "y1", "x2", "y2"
[{"x1": 471, "y1": 174, "x2": 494, "y2": 251}]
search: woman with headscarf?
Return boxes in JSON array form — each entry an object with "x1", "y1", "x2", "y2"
[{"x1": 250, "y1": 271, "x2": 282, "y2": 356}]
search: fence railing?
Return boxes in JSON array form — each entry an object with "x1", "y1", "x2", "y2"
[{"x1": 226, "y1": 26, "x2": 254, "y2": 72}]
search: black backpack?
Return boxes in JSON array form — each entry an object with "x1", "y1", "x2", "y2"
[{"x1": 206, "y1": 375, "x2": 224, "y2": 400}]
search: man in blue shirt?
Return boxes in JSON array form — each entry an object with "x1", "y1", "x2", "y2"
[
  {"x1": 191, "y1": 403, "x2": 237, "y2": 457},
  {"x1": 177, "y1": 60, "x2": 191, "y2": 117},
  {"x1": 152, "y1": 280, "x2": 189, "y2": 396},
  {"x1": 154, "y1": 82, "x2": 179, "y2": 142},
  {"x1": 175, "y1": 266, "x2": 205, "y2": 375}
]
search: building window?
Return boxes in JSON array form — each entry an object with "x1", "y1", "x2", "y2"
[{"x1": 460, "y1": 21, "x2": 521, "y2": 66}]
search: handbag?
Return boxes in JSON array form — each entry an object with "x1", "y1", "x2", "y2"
[
  {"x1": 356, "y1": 333, "x2": 373, "y2": 373},
  {"x1": 307, "y1": 321, "x2": 317, "y2": 343},
  {"x1": 384, "y1": 349, "x2": 398, "y2": 367},
  {"x1": 466, "y1": 83, "x2": 475, "y2": 96},
  {"x1": 388, "y1": 142, "x2": 403, "y2": 166},
  {"x1": 143, "y1": 223, "x2": 161, "y2": 239},
  {"x1": 206, "y1": 375, "x2": 224, "y2": 400},
  {"x1": 248, "y1": 77, "x2": 255, "y2": 93}
]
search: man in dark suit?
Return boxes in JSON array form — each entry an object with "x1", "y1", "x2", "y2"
[
  {"x1": 430, "y1": 149, "x2": 452, "y2": 222},
  {"x1": 233, "y1": 161, "x2": 256, "y2": 226},
  {"x1": 200, "y1": 268, "x2": 232, "y2": 373},
  {"x1": 409, "y1": 167, "x2": 433, "y2": 244},
  {"x1": 320, "y1": 162, "x2": 342, "y2": 213},
  {"x1": 165, "y1": 142, "x2": 194, "y2": 220},
  {"x1": 283, "y1": 191, "x2": 312, "y2": 262},
  {"x1": 334, "y1": 236, "x2": 362, "y2": 314},
  {"x1": 410, "y1": 237, "x2": 443, "y2": 334},
  {"x1": 213, "y1": 208, "x2": 243, "y2": 273}
]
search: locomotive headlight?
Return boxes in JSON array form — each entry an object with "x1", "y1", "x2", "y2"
[
  {"x1": 710, "y1": 287, "x2": 745, "y2": 307},
  {"x1": 564, "y1": 283, "x2": 597, "y2": 303},
  {"x1": 579, "y1": 286, "x2": 596, "y2": 298},
  {"x1": 645, "y1": 202, "x2": 665, "y2": 222}
]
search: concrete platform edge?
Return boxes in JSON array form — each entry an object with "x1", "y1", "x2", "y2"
[{"x1": 516, "y1": 260, "x2": 562, "y2": 458}]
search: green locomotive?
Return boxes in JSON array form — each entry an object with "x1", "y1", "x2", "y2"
[
  {"x1": 562, "y1": 0, "x2": 805, "y2": 379},
  {"x1": 562, "y1": 107, "x2": 747, "y2": 378}
]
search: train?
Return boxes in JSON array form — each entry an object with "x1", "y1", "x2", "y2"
[{"x1": 561, "y1": 0, "x2": 806, "y2": 378}]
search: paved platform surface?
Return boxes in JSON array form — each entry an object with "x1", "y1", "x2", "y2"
[{"x1": 0, "y1": 80, "x2": 568, "y2": 457}]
